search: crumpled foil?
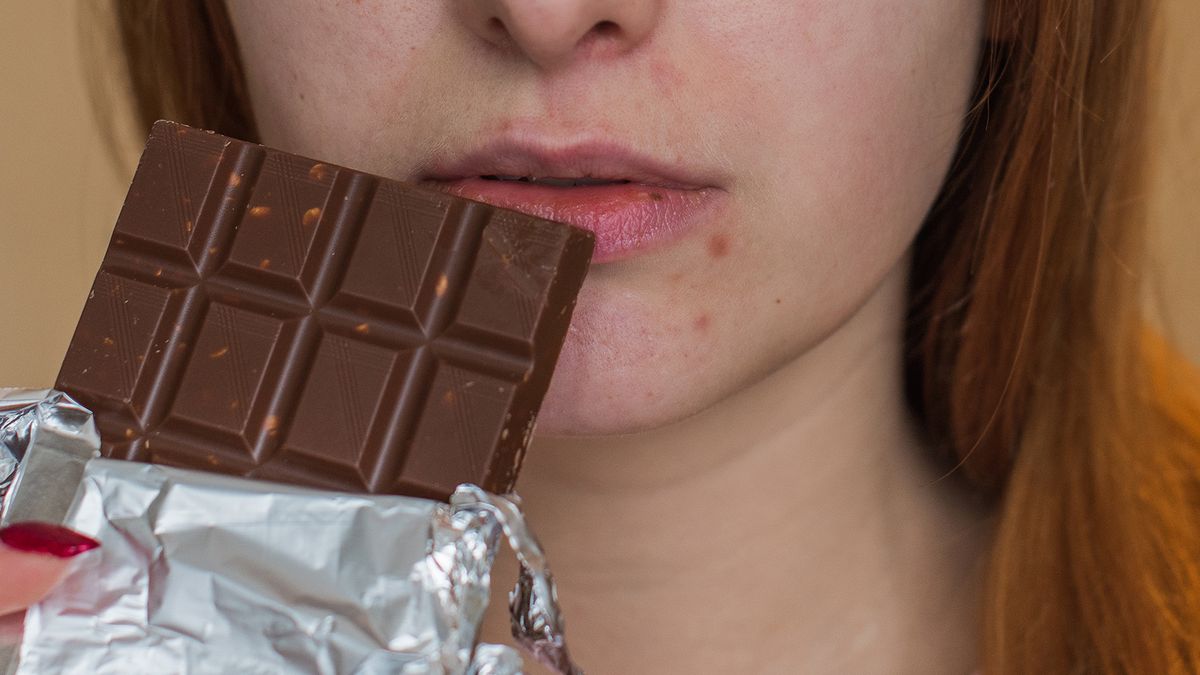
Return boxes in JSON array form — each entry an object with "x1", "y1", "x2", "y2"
[
  {"x1": 0, "y1": 389, "x2": 580, "y2": 675},
  {"x1": 0, "y1": 388, "x2": 99, "y2": 523}
]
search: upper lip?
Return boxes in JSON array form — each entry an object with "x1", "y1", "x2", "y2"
[{"x1": 418, "y1": 134, "x2": 718, "y2": 191}]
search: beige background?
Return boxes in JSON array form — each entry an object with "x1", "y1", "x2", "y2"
[{"x1": 0, "y1": 2, "x2": 1196, "y2": 388}]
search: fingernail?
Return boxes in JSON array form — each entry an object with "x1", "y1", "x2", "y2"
[{"x1": 0, "y1": 522, "x2": 100, "y2": 558}]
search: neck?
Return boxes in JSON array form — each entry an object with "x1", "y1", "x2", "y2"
[{"x1": 484, "y1": 257, "x2": 996, "y2": 674}]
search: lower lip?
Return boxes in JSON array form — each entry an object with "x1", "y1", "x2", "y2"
[{"x1": 423, "y1": 178, "x2": 722, "y2": 264}]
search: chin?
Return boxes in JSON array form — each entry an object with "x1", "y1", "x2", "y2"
[
  {"x1": 531, "y1": 324, "x2": 710, "y2": 437},
  {"x1": 534, "y1": 375, "x2": 686, "y2": 437},
  {"x1": 528, "y1": 271, "x2": 726, "y2": 436}
]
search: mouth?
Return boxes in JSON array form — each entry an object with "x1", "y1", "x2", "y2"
[
  {"x1": 418, "y1": 138, "x2": 725, "y2": 264},
  {"x1": 480, "y1": 175, "x2": 631, "y2": 186}
]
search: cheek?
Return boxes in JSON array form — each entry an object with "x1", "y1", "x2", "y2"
[
  {"x1": 729, "y1": 2, "x2": 980, "y2": 286},
  {"x1": 229, "y1": 0, "x2": 446, "y2": 164}
]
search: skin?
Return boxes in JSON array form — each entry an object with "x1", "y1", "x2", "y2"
[
  {"x1": 4, "y1": 1, "x2": 998, "y2": 672},
  {"x1": 0, "y1": 546, "x2": 71, "y2": 640}
]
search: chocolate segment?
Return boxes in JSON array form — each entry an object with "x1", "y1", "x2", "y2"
[{"x1": 56, "y1": 121, "x2": 593, "y2": 500}]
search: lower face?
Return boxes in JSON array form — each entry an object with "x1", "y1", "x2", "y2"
[{"x1": 226, "y1": 1, "x2": 986, "y2": 436}]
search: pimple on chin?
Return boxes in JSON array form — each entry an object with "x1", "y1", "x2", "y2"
[{"x1": 706, "y1": 233, "x2": 731, "y2": 258}]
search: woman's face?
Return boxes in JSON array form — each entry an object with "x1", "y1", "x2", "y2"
[{"x1": 226, "y1": 1, "x2": 985, "y2": 435}]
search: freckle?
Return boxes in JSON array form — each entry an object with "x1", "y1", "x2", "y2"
[
  {"x1": 693, "y1": 313, "x2": 710, "y2": 332},
  {"x1": 669, "y1": 271, "x2": 684, "y2": 283},
  {"x1": 775, "y1": 298, "x2": 781, "y2": 304},
  {"x1": 707, "y1": 233, "x2": 730, "y2": 258},
  {"x1": 298, "y1": 92, "x2": 306, "y2": 101},
  {"x1": 646, "y1": 191, "x2": 664, "y2": 201}
]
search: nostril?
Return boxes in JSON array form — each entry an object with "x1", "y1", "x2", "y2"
[
  {"x1": 487, "y1": 16, "x2": 507, "y2": 37},
  {"x1": 592, "y1": 20, "x2": 619, "y2": 36}
]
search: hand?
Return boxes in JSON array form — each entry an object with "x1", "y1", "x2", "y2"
[{"x1": 0, "y1": 522, "x2": 99, "y2": 616}]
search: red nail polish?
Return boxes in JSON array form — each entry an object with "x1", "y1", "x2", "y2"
[{"x1": 0, "y1": 522, "x2": 100, "y2": 558}]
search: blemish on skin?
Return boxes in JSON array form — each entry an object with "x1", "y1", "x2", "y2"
[
  {"x1": 646, "y1": 191, "x2": 664, "y2": 202},
  {"x1": 706, "y1": 233, "x2": 731, "y2": 258},
  {"x1": 669, "y1": 271, "x2": 684, "y2": 283},
  {"x1": 693, "y1": 313, "x2": 710, "y2": 332},
  {"x1": 774, "y1": 298, "x2": 781, "y2": 304},
  {"x1": 650, "y1": 58, "x2": 685, "y2": 92}
]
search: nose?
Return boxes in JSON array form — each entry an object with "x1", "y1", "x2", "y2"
[{"x1": 457, "y1": 0, "x2": 660, "y2": 70}]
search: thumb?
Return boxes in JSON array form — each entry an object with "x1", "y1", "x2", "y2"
[{"x1": 0, "y1": 522, "x2": 100, "y2": 616}]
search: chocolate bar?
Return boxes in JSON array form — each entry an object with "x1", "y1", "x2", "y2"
[{"x1": 56, "y1": 121, "x2": 593, "y2": 500}]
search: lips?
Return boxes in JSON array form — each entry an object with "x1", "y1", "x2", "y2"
[{"x1": 419, "y1": 138, "x2": 725, "y2": 264}]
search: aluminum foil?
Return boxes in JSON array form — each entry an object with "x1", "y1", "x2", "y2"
[
  {"x1": 0, "y1": 388, "x2": 99, "y2": 523},
  {"x1": 0, "y1": 390, "x2": 580, "y2": 675}
]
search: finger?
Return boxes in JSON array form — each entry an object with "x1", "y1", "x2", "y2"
[{"x1": 0, "y1": 522, "x2": 100, "y2": 616}]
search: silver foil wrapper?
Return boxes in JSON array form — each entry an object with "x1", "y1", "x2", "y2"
[
  {"x1": 0, "y1": 388, "x2": 100, "y2": 523},
  {"x1": 0, "y1": 390, "x2": 579, "y2": 675}
]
